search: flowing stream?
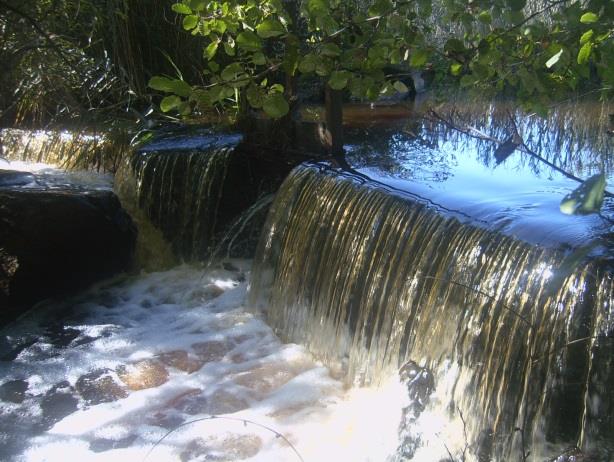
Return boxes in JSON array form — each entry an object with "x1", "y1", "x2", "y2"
[
  {"x1": 0, "y1": 261, "x2": 407, "y2": 462},
  {"x1": 2, "y1": 101, "x2": 613, "y2": 461}
]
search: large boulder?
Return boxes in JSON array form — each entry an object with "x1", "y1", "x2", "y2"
[{"x1": 0, "y1": 178, "x2": 136, "y2": 324}]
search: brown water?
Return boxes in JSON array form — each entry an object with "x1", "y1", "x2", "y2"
[{"x1": 248, "y1": 135, "x2": 614, "y2": 460}]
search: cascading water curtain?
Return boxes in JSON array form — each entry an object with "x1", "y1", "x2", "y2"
[{"x1": 248, "y1": 163, "x2": 614, "y2": 461}]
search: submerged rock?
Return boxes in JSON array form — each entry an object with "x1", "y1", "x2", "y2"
[
  {"x1": 0, "y1": 379, "x2": 28, "y2": 403},
  {"x1": 76, "y1": 368, "x2": 128, "y2": 405},
  {"x1": 116, "y1": 359, "x2": 169, "y2": 391},
  {"x1": 0, "y1": 186, "x2": 136, "y2": 324}
]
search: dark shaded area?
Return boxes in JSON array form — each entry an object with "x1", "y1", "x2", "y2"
[{"x1": 0, "y1": 183, "x2": 136, "y2": 325}]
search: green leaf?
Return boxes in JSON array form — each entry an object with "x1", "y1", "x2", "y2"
[
  {"x1": 211, "y1": 19, "x2": 227, "y2": 34},
  {"x1": 236, "y1": 31, "x2": 262, "y2": 51},
  {"x1": 328, "y1": 71, "x2": 350, "y2": 90},
  {"x1": 577, "y1": 42, "x2": 592, "y2": 64},
  {"x1": 321, "y1": 43, "x2": 342, "y2": 57},
  {"x1": 450, "y1": 63, "x2": 463, "y2": 76},
  {"x1": 298, "y1": 54, "x2": 318, "y2": 73},
  {"x1": 148, "y1": 77, "x2": 192, "y2": 97},
  {"x1": 444, "y1": 38, "x2": 465, "y2": 54},
  {"x1": 262, "y1": 93, "x2": 289, "y2": 118},
  {"x1": 478, "y1": 11, "x2": 492, "y2": 24},
  {"x1": 246, "y1": 84, "x2": 265, "y2": 108},
  {"x1": 205, "y1": 41, "x2": 219, "y2": 60},
  {"x1": 221, "y1": 63, "x2": 245, "y2": 82},
  {"x1": 580, "y1": 12, "x2": 598, "y2": 24},
  {"x1": 160, "y1": 95, "x2": 182, "y2": 112},
  {"x1": 256, "y1": 18, "x2": 286, "y2": 38},
  {"x1": 393, "y1": 80, "x2": 409, "y2": 93},
  {"x1": 189, "y1": 0, "x2": 205, "y2": 12},
  {"x1": 171, "y1": 3, "x2": 192, "y2": 15},
  {"x1": 545, "y1": 48, "x2": 564, "y2": 68},
  {"x1": 560, "y1": 173, "x2": 606, "y2": 215},
  {"x1": 580, "y1": 29, "x2": 594, "y2": 45},
  {"x1": 409, "y1": 49, "x2": 428, "y2": 68},
  {"x1": 183, "y1": 15, "x2": 198, "y2": 30},
  {"x1": 223, "y1": 42, "x2": 235, "y2": 56},
  {"x1": 251, "y1": 52, "x2": 266, "y2": 65}
]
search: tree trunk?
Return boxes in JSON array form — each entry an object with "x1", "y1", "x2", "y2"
[{"x1": 324, "y1": 84, "x2": 343, "y2": 156}]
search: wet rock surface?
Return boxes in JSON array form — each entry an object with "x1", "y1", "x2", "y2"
[
  {"x1": 179, "y1": 434, "x2": 262, "y2": 462},
  {"x1": 0, "y1": 264, "x2": 397, "y2": 462},
  {"x1": 0, "y1": 184, "x2": 136, "y2": 325},
  {"x1": 75, "y1": 369, "x2": 128, "y2": 405},
  {"x1": 40, "y1": 382, "x2": 79, "y2": 429},
  {"x1": 116, "y1": 359, "x2": 169, "y2": 391},
  {"x1": 0, "y1": 379, "x2": 28, "y2": 403}
]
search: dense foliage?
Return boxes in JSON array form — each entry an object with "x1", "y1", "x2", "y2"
[
  {"x1": 0, "y1": 0, "x2": 204, "y2": 127},
  {"x1": 150, "y1": 0, "x2": 613, "y2": 119}
]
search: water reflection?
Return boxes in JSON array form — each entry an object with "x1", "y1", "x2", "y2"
[{"x1": 342, "y1": 98, "x2": 614, "y2": 251}]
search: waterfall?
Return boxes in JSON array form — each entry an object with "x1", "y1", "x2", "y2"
[
  {"x1": 116, "y1": 133, "x2": 290, "y2": 262},
  {"x1": 129, "y1": 143, "x2": 233, "y2": 260},
  {"x1": 248, "y1": 162, "x2": 614, "y2": 460}
]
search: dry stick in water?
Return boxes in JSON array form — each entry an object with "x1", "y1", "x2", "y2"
[{"x1": 143, "y1": 415, "x2": 305, "y2": 462}]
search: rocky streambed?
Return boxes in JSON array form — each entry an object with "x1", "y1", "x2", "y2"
[{"x1": 0, "y1": 262, "x2": 407, "y2": 462}]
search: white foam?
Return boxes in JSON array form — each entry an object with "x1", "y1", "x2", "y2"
[{"x1": 0, "y1": 262, "x2": 415, "y2": 462}]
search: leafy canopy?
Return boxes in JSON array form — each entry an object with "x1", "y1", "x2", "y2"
[{"x1": 150, "y1": 0, "x2": 614, "y2": 118}]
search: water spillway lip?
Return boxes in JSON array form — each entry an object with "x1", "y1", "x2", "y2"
[
  {"x1": 306, "y1": 160, "x2": 490, "y2": 226},
  {"x1": 136, "y1": 130, "x2": 243, "y2": 153}
]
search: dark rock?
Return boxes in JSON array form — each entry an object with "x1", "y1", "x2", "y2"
[
  {"x1": 191, "y1": 340, "x2": 230, "y2": 363},
  {"x1": 0, "y1": 187, "x2": 136, "y2": 325},
  {"x1": 0, "y1": 379, "x2": 28, "y2": 403},
  {"x1": 44, "y1": 325, "x2": 80, "y2": 348},
  {"x1": 0, "y1": 170, "x2": 35, "y2": 187},
  {"x1": 40, "y1": 384, "x2": 79, "y2": 428},
  {"x1": 76, "y1": 368, "x2": 128, "y2": 405},
  {"x1": 0, "y1": 335, "x2": 37, "y2": 361}
]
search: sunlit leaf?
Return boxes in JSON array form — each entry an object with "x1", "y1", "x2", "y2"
[
  {"x1": 393, "y1": 80, "x2": 409, "y2": 93},
  {"x1": 205, "y1": 41, "x2": 219, "y2": 60},
  {"x1": 577, "y1": 42, "x2": 592, "y2": 64},
  {"x1": 545, "y1": 48, "x2": 563, "y2": 68},
  {"x1": 148, "y1": 77, "x2": 191, "y2": 97},
  {"x1": 409, "y1": 49, "x2": 428, "y2": 68},
  {"x1": 171, "y1": 3, "x2": 192, "y2": 15},
  {"x1": 560, "y1": 173, "x2": 606, "y2": 215},
  {"x1": 580, "y1": 30, "x2": 594, "y2": 45},
  {"x1": 580, "y1": 12, "x2": 598, "y2": 24},
  {"x1": 450, "y1": 63, "x2": 463, "y2": 76},
  {"x1": 256, "y1": 18, "x2": 286, "y2": 38},
  {"x1": 183, "y1": 15, "x2": 199, "y2": 30},
  {"x1": 160, "y1": 95, "x2": 182, "y2": 112}
]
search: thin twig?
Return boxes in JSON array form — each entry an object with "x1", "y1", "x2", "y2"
[
  {"x1": 426, "y1": 109, "x2": 614, "y2": 198},
  {"x1": 142, "y1": 415, "x2": 305, "y2": 462},
  {"x1": 420, "y1": 275, "x2": 534, "y2": 328}
]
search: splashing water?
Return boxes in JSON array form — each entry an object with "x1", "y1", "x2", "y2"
[{"x1": 0, "y1": 262, "x2": 410, "y2": 462}]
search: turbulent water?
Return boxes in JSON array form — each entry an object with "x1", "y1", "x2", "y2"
[
  {"x1": 0, "y1": 262, "x2": 409, "y2": 462},
  {"x1": 249, "y1": 163, "x2": 614, "y2": 461}
]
